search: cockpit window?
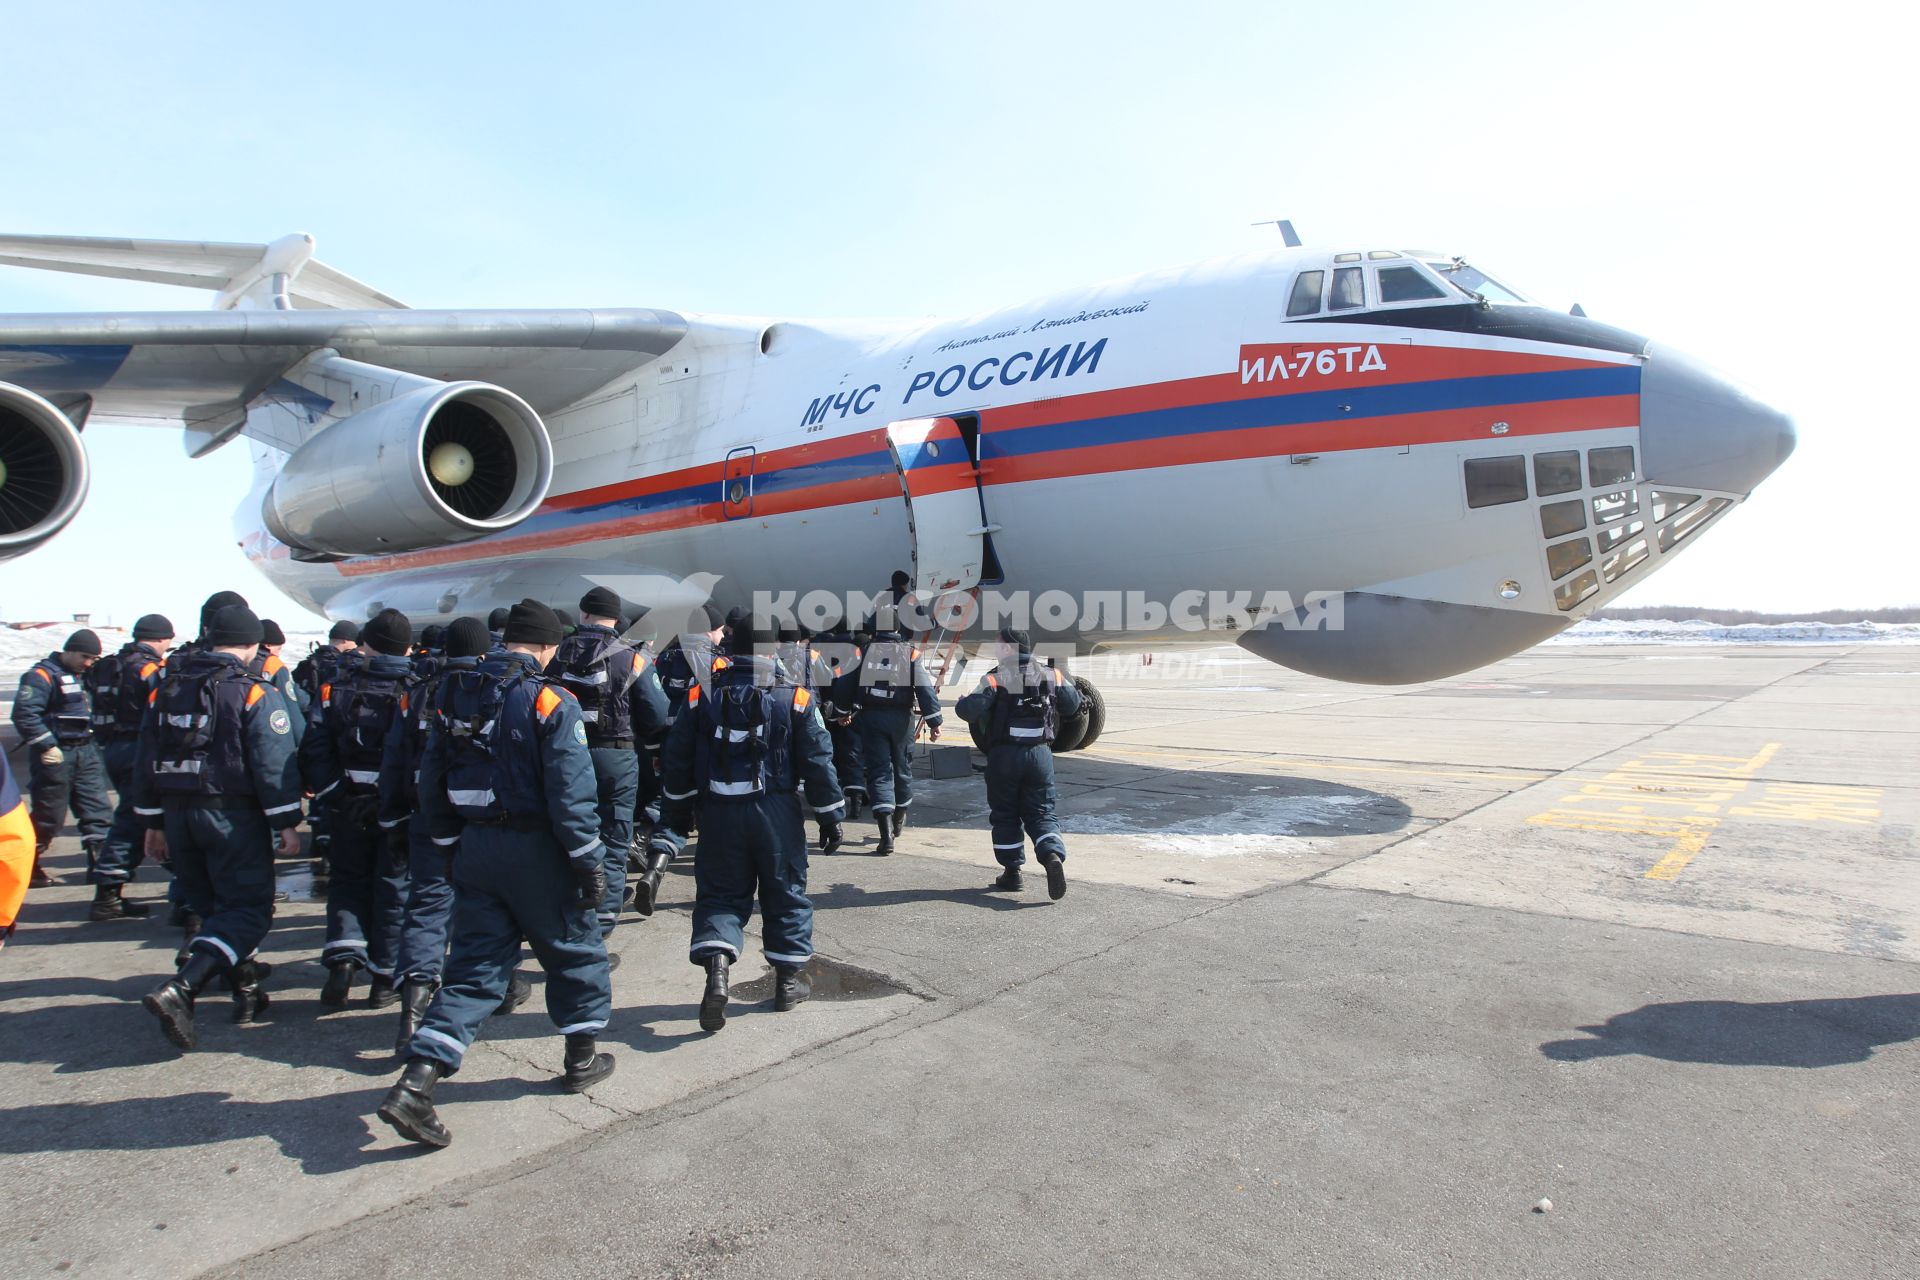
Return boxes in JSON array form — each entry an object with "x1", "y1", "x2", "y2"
[
  {"x1": 1329, "y1": 266, "x2": 1365, "y2": 311},
  {"x1": 1425, "y1": 258, "x2": 1527, "y2": 303},
  {"x1": 1377, "y1": 265, "x2": 1447, "y2": 303},
  {"x1": 1286, "y1": 270, "x2": 1324, "y2": 317}
]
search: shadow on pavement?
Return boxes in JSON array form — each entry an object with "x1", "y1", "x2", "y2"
[
  {"x1": 1541, "y1": 994, "x2": 1920, "y2": 1067},
  {"x1": 811, "y1": 880, "x2": 1052, "y2": 912},
  {"x1": 0, "y1": 1079, "x2": 533, "y2": 1173}
]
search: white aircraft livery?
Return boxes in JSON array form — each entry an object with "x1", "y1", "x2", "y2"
[{"x1": 0, "y1": 232, "x2": 1793, "y2": 691}]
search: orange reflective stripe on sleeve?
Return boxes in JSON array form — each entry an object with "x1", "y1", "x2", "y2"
[
  {"x1": 265, "y1": 655, "x2": 284, "y2": 676},
  {"x1": 25, "y1": 669, "x2": 47, "y2": 684},
  {"x1": 687, "y1": 684, "x2": 701, "y2": 708},
  {"x1": 246, "y1": 685, "x2": 266, "y2": 707},
  {"x1": 320, "y1": 683, "x2": 332, "y2": 703},
  {"x1": 985, "y1": 674, "x2": 998, "y2": 689},
  {"x1": 535, "y1": 686, "x2": 563, "y2": 719},
  {"x1": 794, "y1": 688, "x2": 812, "y2": 711},
  {"x1": 633, "y1": 653, "x2": 647, "y2": 674},
  {"x1": 140, "y1": 662, "x2": 160, "y2": 680},
  {"x1": 711, "y1": 655, "x2": 730, "y2": 673}
]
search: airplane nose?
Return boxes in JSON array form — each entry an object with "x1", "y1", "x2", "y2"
[{"x1": 1638, "y1": 343, "x2": 1796, "y2": 495}]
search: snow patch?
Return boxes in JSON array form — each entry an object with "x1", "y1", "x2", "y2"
[{"x1": 1551, "y1": 619, "x2": 1920, "y2": 646}]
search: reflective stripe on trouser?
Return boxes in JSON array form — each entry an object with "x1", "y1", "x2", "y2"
[
  {"x1": 854, "y1": 708, "x2": 914, "y2": 814},
  {"x1": 688, "y1": 791, "x2": 812, "y2": 967},
  {"x1": 828, "y1": 719, "x2": 864, "y2": 797},
  {"x1": 27, "y1": 738, "x2": 113, "y2": 853},
  {"x1": 589, "y1": 746, "x2": 638, "y2": 935},
  {"x1": 394, "y1": 826, "x2": 458, "y2": 982},
  {"x1": 985, "y1": 743, "x2": 1065, "y2": 869},
  {"x1": 409, "y1": 825, "x2": 612, "y2": 1073},
  {"x1": 164, "y1": 806, "x2": 277, "y2": 966},
  {"x1": 323, "y1": 808, "x2": 410, "y2": 975}
]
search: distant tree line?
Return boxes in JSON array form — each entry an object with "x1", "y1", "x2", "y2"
[{"x1": 1595, "y1": 605, "x2": 1920, "y2": 625}]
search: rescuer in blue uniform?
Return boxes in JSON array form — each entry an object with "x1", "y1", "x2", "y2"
[
  {"x1": 546, "y1": 586, "x2": 671, "y2": 932},
  {"x1": 84, "y1": 613, "x2": 176, "y2": 919},
  {"x1": 304, "y1": 609, "x2": 417, "y2": 1008},
  {"x1": 11, "y1": 629, "x2": 112, "y2": 888},
  {"x1": 954, "y1": 628, "x2": 1083, "y2": 900},
  {"x1": 831, "y1": 625, "x2": 942, "y2": 855},
  {"x1": 810, "y1": 614, "x2": 866, "y2": 826},
  {"x1": 248, "y1": 619, "x2": 306, "y2": 742},
  {"x1": 659, "y1": 621, "x2": 844, "y2": 1032},
  {"x1": 380, "y1": 616, "x2": 532, "y2": 1055},
  {"x1": 377, "y1": 599, "x2": 616, "y2": 1149},
  {"x1": 135, "y1": 605, "x2": 304, "y2": 1051},
  {"x1": 291, "y1": 620, "x2": 361, "y2": 715}
]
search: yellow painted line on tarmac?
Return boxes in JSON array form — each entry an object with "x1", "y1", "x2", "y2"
[{"x1": 1644, "y1": 825, "x2": 1715, "y2": 880}]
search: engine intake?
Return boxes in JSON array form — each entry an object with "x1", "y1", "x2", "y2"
[
  {"x1": 0, "y1": 382, "x2": 89, "y2": 562},
  {"x1": 263, "y1": 375, "x2": 552, "y2": 557}
]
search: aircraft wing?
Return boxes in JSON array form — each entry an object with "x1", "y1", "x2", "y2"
[{"x1": 0, "y1": 307, "x2": 688, "y2": 448}]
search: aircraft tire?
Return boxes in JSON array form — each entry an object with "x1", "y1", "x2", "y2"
[{"x1": 1069, "y1": 676, "x2": 1106, "y2": 751}]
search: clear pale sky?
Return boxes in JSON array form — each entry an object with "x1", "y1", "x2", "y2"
[{"x1": 1, "y1": 1, "x2": 1911, "y2": 629}]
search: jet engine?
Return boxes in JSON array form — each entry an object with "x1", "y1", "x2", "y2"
[
  {"x1": 263, "y1": 375, "x2": 553, "y2": 557},
  {"x1": 0, "y1": 382, "x2": 90, "y2": 563}
]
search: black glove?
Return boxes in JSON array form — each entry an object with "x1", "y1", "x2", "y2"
[
  {"x1": 817, "y1": 817, "x2": 843, "y2": 856},
  {"x1": 570, "y1": 857, "x2": 608, "y2": 911}
]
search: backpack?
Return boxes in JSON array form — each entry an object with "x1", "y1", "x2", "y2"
[
  {"x1": 151, "y1": 664, "x2": 251, "y2": 795},
  {"x1": 87, "y1": 647, "x2": 148, "y2": 736},
  {"x1": 438, "y1": 667, "x2": 516, "y2": 818},
  {"x1": 857, "y1": 636, "x2": 915, "y2": 707},
  {"x1": 988, "y1": 665, "x2": 1059, "y2": 746},
  {"x1": 697, "y1": 681, "x2": 784, "y2": 800},
  {"x1": 551, "y1": 630, "x2": 634, "y2": 741},
  {"x1": 330, "y1": 671, "x2": 410, "y2": 781}
]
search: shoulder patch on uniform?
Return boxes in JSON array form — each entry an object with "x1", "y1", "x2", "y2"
[
  {"x1": 535, "y1": 686, "x2": 563, "y2": 718},
  {"x1": 633, "y1": 652, "x2": 647, "y2": 674},
  {"x1": 573, "y1": 719, "x2": 588, "y2": 744},
  {"x1": 269, "y1": 708, "x2": 291, "y2": 735},
  {"x1": 25, "y1": 668, "x2": 47, "y2": 684}
]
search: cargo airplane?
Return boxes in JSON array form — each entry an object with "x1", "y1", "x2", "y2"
[{"x1": 0, "y1": 231, "x2": 1793, "y2": 745}]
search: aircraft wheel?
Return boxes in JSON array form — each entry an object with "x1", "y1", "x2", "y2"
[{"x1": 1069, "y1": 676, "x2": 1106, "y2": 751}]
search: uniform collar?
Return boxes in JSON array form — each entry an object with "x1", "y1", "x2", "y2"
[{"x1": 483, "y1": 650, "x2": 543, "y2": 675}]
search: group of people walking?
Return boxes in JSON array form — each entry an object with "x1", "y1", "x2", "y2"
[{"x1": 3, "y1": 581, "x2": 1087, "y2": 1151}]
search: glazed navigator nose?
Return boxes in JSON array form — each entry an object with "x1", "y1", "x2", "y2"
[{"x1": 1638, "y1": 343, "x2": 1796, "y2": 495}]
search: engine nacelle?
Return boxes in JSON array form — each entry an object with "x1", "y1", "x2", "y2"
[
  {"x1": 263, "y1": 375, "x2": 552, "y2": 557},
  {"x1": 0, "y1": 382, "x2": 90, "y2": 563}
]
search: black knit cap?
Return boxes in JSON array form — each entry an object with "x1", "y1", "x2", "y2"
[
  {"x1": 361, "y1": 609, "x2": 413, "y2": 657},
  {"x1": 487, "y1": 607, "x2": 512, "y2": 631},
  {"x1": 420, "y1": 624, "x2": 446, "y2": 649},
  {"x1": 260, "y1": 619, "x2": 286, "y2": 646},
  {"x1": 444, "y1": 616, "x2": 491, "y2": 658},
  {"x1": 999, "y1": 626, "x2": 1033, "y2": 656},
  {"x1": 579, "y1": 585, "x2": 624, "y2": 620},
  {"x1": 63, "y1": 628, "x2": 102, "y2": 656},
  {"x1": 503, "y1": 598, "x2": 565, "y2": 646},
  {"x1": 328, "y1": 619, "x2": 360, "y2": 642},
  {"x1": 206, "y1": 605, "x2": 264, "y2": 648},
  {"x1": 132, "y1": 613, "x2": 175, "y2": 641},
  {"x1": 199, "y1": 590, "x2": 248, "y2": 634}
]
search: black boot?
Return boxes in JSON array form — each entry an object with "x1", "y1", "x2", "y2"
[
  {"x1": 377, "y1": 1059, "x2": 451, "y2": 1148},
  {"x1": 89, "y1": 883, "x2": 152, "y2": 921},
  {"x1": 174, "y1": 910, "x2": 203, "y2": 967},
  {"x1": 891, "y1": 809, "x2": 906, "y2": 838},
  {"x1": 320, "y1": 963, "x2": 356, "y2": 1009},
  {"x1": 846, "y1": 791, "x2": 864, "y2": 822},
  {"x1": 699, "y1": 954, "x2": 730, "y2": 1032},
  {"x1": 395, "y1": 978, "x2": 437, "y2": 1056},
  {"x1": 992, "y1": 866, "x2": 1025, "y2": 892},
  {"x1": 774, "y1": 964, "x2": 811, "y2": 1012},
  {"x1": 29, "y1": 849, "x2": 58, "y2": 887},
  {"x1": 874, "y1": 813, "x2": 894, "y2": 857},
  {"x1": 143, "y1": 950, "x2": 224, "y2": 1051},
  {"x1": 367, "y1": 973, "x2": 401, "y2": 1008},
  {"x1": 230, "y1": 959, "x2": 271, "y2": 1024},
  {"x1": 493, "y1": 973, "x2": 532, "y2": 1016},
  {"x1": 1038, "y1": 850, "x2": 1067, "y2": 901},
  {"x1": 632, "y1": 844, "x2": 672, "y2": 917},
  {"x1": 558, "y1": 1032, "x2": 616, "y2": 1093}
]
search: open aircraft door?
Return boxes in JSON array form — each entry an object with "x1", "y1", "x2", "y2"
[{"x1": 884, "y1": 414, "x2": 1003, "y2": 598}]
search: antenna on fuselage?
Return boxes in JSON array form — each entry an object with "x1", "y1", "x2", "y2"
[{"x1": 1252, "y1": 219, "x2": 1302, "y2": 248}]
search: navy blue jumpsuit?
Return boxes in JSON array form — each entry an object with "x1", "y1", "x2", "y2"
[
  {"x1": 85, "y1": 641, "x2": 172, "y2": 887},
  {"x1": 11, "y1": 654, "x2": 113, "y2": 862},
  {"x1": 832, "y1": 635, "x2": 942, "y2": 818},
  {"x1": 406, "y1": 651, "x2": 613, "y2": 1073},
  {"x1": 955, "y1": 660, "x2": 1083, "y2": 869},
  {"x1": 660, "y1": 654, "x2": 843, "y2": 968},
  {"x1": 131, "y1": 652, "x2": 304, "y2": 966}
]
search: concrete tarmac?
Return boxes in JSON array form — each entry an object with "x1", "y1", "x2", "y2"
[{"x1": 2, "y1": 643, "x2": 1915, "y2": 1278}]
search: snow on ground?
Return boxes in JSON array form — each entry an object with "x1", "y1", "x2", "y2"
[{"x1": 1549, "y1": 618, "x2": 1920, "y2": 646}]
